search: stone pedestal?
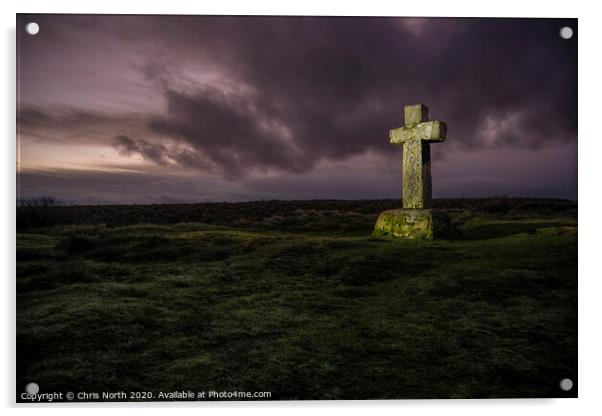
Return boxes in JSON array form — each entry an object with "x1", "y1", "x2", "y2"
[{"x1": 373, "y1": 209, "x2": 453, "y2": 240}]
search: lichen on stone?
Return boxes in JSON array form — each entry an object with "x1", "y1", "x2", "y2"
[{"x1": 373, "y1": 209, "x2": 453, "y2": 240}]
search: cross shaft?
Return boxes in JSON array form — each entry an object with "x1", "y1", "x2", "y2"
[{"x1": 389, "y1": 104, "x2": 447, "y2": 209}]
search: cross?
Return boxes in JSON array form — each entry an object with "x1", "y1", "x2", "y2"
[{"x1": 389, "y1": 104, "x2": 447, "y2": 209}]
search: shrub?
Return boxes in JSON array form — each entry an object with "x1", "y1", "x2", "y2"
[{"x1": 17, "y1": 196, "x2": 68, "y2": 229}]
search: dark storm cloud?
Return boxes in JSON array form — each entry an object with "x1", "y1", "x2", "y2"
[
  {"x1": 117, "y1": 16, "x2": 576, "y2": 176},
  {"x1": 18, "y1": 15, "x2": 577, "y2": 198},
  {"x1": 112, "y1": 133, "x2": 217, "y2": 173},
  {"x1": 113, "y1": 135, "x2": 170, "y2": 165},
  {"x1": 147, "y1": 88, "x2": 309, "y2": 178}
]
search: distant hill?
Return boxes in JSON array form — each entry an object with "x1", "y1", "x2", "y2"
[{"x1": 17, "y1": 197, "x2": 577, "y2": 229}]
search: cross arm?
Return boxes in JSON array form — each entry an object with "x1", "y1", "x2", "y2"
[{"x1": 389, "y1": 120, "x2": 447, "y2": 144}]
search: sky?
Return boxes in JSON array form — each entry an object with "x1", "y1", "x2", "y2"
[{"x1": 17, "y1": 15, "x2": 577, "y2": 204}]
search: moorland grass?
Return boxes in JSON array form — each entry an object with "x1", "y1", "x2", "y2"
[{"x1": 16, "y1": 201, "x2": 577, "y2": 400}]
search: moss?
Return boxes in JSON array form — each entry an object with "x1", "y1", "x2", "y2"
[{"x1": 373, "y1": 209, "x2": 453, "y2": 239}]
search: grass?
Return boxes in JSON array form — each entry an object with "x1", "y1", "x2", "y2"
[{"x1": 16, "y1": 200, "x2": 577, "y2": 400}]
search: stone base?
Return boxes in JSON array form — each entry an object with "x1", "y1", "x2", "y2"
[{"x1": 373, "y1": 209, "x2": 453, "y2": 240}]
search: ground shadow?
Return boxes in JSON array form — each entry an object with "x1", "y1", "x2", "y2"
[{"x1": 458, "y1": 220, "x2": 576, "y2": 241}]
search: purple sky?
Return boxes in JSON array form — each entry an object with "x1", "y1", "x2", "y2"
[{"x1": 17, "y1": 15, "x2": 577, "y2": 204}]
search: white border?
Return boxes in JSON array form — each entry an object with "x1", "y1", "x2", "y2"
[{"x1": 3, "y1": 1, "x2": 601, "y2": 415}]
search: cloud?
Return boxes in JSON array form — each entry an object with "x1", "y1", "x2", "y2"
[
  {"x1": 18, "y1": 15, "x2": 577, "y2": 193},
  {"x1": 148, "y1": 86, "x2": 313, "y2": 178},
  {"x1": 18, "y1": 106, "x2": 148, "y2": 145},
  {"x1": 112, "y1": 135, "x2": 170, "y2": 165},
  {"x1": 136, "y1": 16, "x2": 577, "y2": 167},
  {"x1": 18, "y1": 141, "x2": 577, "y2": 205}
]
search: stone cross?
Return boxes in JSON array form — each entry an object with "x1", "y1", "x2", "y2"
[{"x1": 389, "y1": 104, "x2": 447, "y2": 209}]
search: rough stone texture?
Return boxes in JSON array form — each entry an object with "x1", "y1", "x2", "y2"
[
  {"x1": 404, "y1": 104, "x2": 429, "y2": 125},
  {"x1": 402, "y1": 139, "x2": 432, "y2": 209},
  {"x1": 389, "y1": 104, "x2": 447, "y2": 210},
  {"x1": 389, "y1": 120, "x2": 447, "y2": 144},
  {"x1": 373, "y1": 209, "x2": 453, "y2": 240}
]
